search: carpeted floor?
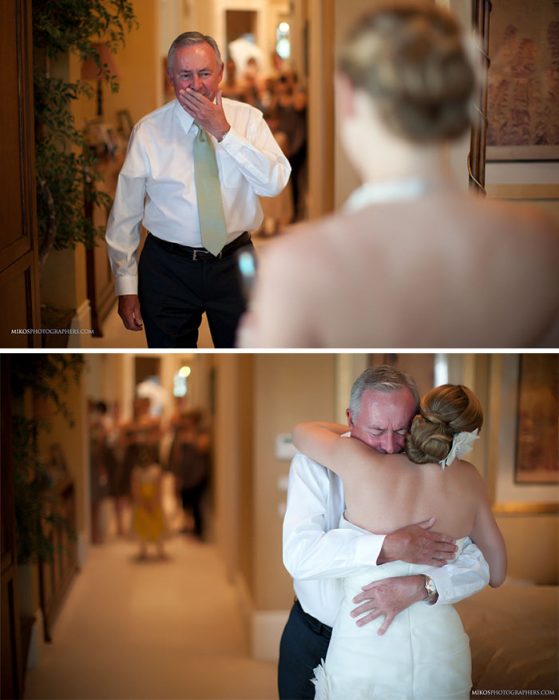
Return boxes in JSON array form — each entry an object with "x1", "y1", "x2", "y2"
[{"x1": 24, "y1": 535, "x2": 277, "y2": 700}]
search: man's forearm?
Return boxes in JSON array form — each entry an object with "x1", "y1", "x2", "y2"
[
  {"x1": 218, "y1": 121, "x2": 291, "y2": 196},
  {"x1": 284, "y1": 525, "x2": 385, "y2": 580},
  {"x1": 105, "y1": 163, "x2": 146, "y2": 292}
]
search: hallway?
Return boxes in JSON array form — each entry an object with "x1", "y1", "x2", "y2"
[{"x1": 24, "y1": 535, "x2": 277, "y2": 700}]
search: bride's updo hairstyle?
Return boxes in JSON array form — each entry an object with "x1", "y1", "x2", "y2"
[
  {"x1": 337, "y1": 0, "x2": 477, "y2": 142},
  {"x1": 406, "y1": 384, "x2": 483, "y2": 464}
]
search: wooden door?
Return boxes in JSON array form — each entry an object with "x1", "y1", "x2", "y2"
[
  {"x1": 1, "y1": 357, "x2": 23, "y2": 699},
  {"x1": 0, "y1": 0, "x2": 41, "y2": 347}
]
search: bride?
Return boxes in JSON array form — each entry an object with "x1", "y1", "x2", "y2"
[
  {"x1": 238, "y1": 0, "x2": 559, "y2": 348},
  {"x1": 292, "y1": 383, "x2": 506, "y2": 700}
]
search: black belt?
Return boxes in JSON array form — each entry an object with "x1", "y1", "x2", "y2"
[
  {"x1": 148, "y1": 231, "x2": 250, "y2": 261},
  {"x1": 294, "y1": 599, "x2": 332, "y2": 640}
]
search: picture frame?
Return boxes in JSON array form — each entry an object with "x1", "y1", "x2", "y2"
[
  {"x1": 486, "y1": 0, "x2": 559, "y2": 162},
  {"x1": 514, "y1": 355, "x2": 559, "y2": 485}
]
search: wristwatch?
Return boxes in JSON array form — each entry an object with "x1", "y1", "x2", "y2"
[{"x1": 423, "y1": 575, "x2": 438, "y2": 605}]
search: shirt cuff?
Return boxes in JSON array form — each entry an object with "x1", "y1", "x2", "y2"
[
  {"x1": 115, "y1": 275, "x2": 138, "y2": 296},
  {"x1": 353, "y1": 532, "x2": 386, "y2": 566},
  {"x1": 425, "y1": 567, "x2": 453, "y2": 606}
]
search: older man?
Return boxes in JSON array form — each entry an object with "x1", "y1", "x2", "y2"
[
  {"x1": 279, "y1": 365, "x2": 490, "y2": 699},
  {"x1": 106, "y1": 32, "x2": 290, "y2": 348}
]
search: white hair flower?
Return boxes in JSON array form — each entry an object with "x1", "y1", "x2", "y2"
[{"x1": 439, "y1": 428, "x2": 479, "y2": 469}]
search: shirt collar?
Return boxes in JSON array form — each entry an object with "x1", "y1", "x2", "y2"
[{"x1": 174, "y1": 99, "x2": 196, "y2": 133}]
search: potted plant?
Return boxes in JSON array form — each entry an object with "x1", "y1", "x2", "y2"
[
  {"x1": 32, "y1": 0, "x2": 137, "y2": 265},
  {"x1": 11, "y1": 356, "x2": 84, "y2": 567}
]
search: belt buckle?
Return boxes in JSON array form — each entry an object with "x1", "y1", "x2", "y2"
[{"x1": 192, "y1": 249, "x2": 198, "y2": 261}]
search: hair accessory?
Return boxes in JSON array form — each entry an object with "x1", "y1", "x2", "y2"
[{"x1": 439, "y1": 428, "x2": 479, "y2": 469}]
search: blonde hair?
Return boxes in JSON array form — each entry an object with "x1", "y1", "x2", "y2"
[
  {"x1": 338, "y1": 0, "x2": 477, "y2": 142},
  {"x1": 406, "y1": 384, "x2": 483, "y2": 464}
]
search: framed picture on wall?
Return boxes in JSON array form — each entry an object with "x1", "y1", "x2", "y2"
[
  {"x1": 515, "y1": 355, "x2": 559, "y2": 484},
  {"x1": 486, "y1": 0, "x2": 559, "y2": 162}
]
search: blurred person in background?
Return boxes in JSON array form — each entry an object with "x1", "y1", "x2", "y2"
[
  {"x1": 259, "y1": 105, "x2": 294, "y2": 234},
  {"x1": 88, "y1": 401, "x2": 110, "y2": 544},
  {"x1": 269, "y1": 73, "x2": 308, "y2": 222},
  {"x1": 239, "y1": 0, "x2": 559, "y2": 348},
  {"x1": 116, "y1": 397, "x2": 161, "y2": 536},
  {"x1": 168, "y1": 409, "x2": 211, "y2": 540},
  {"x1": 131, "y1": 446, "x2": 167, "y2": 560}
]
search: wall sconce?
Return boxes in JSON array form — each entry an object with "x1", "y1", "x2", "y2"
[{"x1": 81, "y1": 43, "x2": 120, "y2": 118}]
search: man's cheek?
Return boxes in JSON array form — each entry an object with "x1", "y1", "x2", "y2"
[{"x1": 363, "y1": 435, "x2": 382, "y2": 451}]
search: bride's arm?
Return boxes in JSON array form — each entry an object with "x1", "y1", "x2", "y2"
[
  {"x1": 470, "y1": 492, "x2": 507, "y2": 587},
  {"x1": 292, "y1": 421, "x2": 377, "y2": 478}
]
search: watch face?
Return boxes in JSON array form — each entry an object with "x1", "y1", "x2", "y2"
[{"x1": 425, "y1": 577, "x2": 436, "y2": 597}]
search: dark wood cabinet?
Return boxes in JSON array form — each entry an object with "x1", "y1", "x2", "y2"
[
  {"x1": 1, "y1": 358, "x2": 23, "y2": 699},
  {"x1": 0, "y1": 0, "x2": 41, "y2": 347}
]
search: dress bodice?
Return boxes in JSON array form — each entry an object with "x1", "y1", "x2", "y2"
[{"x1": 312, "y1": 516, "x2": 472, "y2": 700}]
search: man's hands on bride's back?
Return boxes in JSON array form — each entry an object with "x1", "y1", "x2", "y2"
[
  {"x1": 351, "y1": 575, "x2": 427, "y2": 635},
  {"x1": 377, "y1": 517, "x2": 457, "y2": 566}
]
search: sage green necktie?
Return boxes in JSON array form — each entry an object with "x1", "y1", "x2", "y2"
[{"x1": 193, "y1": 124, "x2": 227, "y2": 256}]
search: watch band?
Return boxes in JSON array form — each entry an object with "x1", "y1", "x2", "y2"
[{"x1": 424, "y1": 575, "x2": 438, "y2": 604}]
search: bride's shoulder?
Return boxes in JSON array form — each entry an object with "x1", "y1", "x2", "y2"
[
  {"x1": 450, "y1": 459, "x2": 486, "y2": 490},
  {"x1": 270, "y1": 210, "x2": 352, "y2": 253}
]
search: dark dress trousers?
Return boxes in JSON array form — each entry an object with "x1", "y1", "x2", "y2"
[
  {"x1": 138, "y1": 232, "x2": 253, "y2": 348},
  {"x1": 278, "y1": 600, "x2": 332, "y2": 700}
]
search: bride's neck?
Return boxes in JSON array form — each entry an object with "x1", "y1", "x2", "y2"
[{"x1": 358, "y1": 142, "x2": 457, "y2": 190}]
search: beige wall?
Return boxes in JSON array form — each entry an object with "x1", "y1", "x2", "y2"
[
  {"x1": 307, "y1": 0, "x2": 335, "y2": 218},
  {"x1": 102, "y1": 0, "x2": 160, "y2": 125},
  {"x1": 496, "y1": 514, "x2": 558, "y2": 586},
  {"x1": 214, "y1": 355, "x2": 245, "y2": 582},
  {"x1": 212, "y1": 353, "x2": 337, "y2": 612},
  {"x1": 70, "y1": 0, "x2": 159, "y2": 130},
  {"x1": 252, "y1": 353, "x2": 337, "y2": 610},
  {"x1": 238, "y1": 356, "x2": 256, "y2": 593}
]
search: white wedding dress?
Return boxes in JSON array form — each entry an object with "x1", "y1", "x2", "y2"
[{"x1": 312, "y1": 518, "x2": 472, "y2": 700}]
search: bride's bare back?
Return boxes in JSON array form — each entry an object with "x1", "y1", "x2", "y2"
[
  {"x1": 328, "y1": 447, "x2": 484, "y2": 539},
  {"x1": 247, "y1": 191, "x2": 559, "y2": 348}
]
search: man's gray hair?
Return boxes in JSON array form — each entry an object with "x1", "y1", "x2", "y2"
[
  {"x1": 349, "y1": 365, "x2": 420, "y2": 419},
  {"x1": 168, "y1": 31, "x2": 223, "y2": 71}
]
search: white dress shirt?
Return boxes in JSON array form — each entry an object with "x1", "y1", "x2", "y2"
[
  {"x1": 283, "y1": 451, "x2": 490, "y2": 627},
  {"x1": 106, "y1": 98, "x2": 291, "y2": 295}
]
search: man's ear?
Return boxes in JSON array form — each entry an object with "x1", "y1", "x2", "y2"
[
  {"x1": 335, "y1": 72, "x2": 356, "y2": 119},
  {"x1": 346, "y1": 408, "x2": 354, "y2": 428}
]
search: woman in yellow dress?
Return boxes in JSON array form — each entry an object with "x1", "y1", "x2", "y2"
[{"x1": 131, "y1": 447, "x2": 167, "y2": 559}]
